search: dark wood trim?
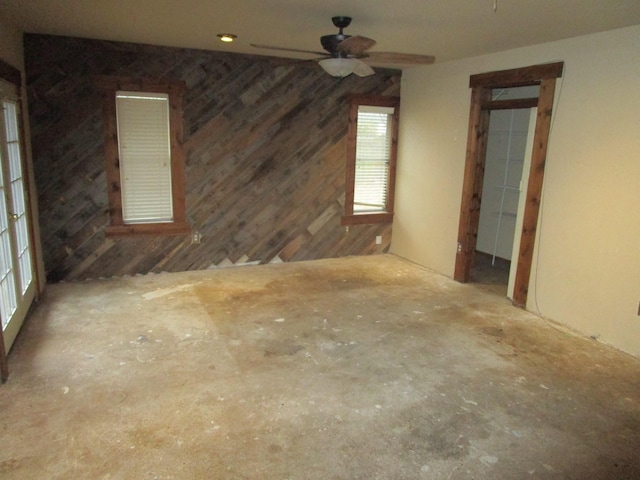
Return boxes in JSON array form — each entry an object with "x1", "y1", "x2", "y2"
[
  {"x1": 343, "y1": 101, "x2": 358, "y2": 217},
  {"x1": 168, "y1": 89, "x2": 186, "y2": 224},
  {"x1": 455, "y1": 61, "x2": 564, "y2": 308},
  {"x1": 386, "y1": 98, "x2": 400, "y2": 216},
  {"x1": 345, "y1": 94, "x2": 400, "y2": 107},
  {"x1": 341, "y1": 212, "x2": 393, "y2": 226},
  {"x1": 105, "y1": 222, "x2": 191, "y2": 237},
  {"x1": 511, "y1": 78, "x2": 557, "y2": 307},
  {"x1": 101, "y1": 87, "x2": 123, "y2": 226},
  {"x1": 344, "y1": 95, "x2": 400, "y2": 223},
  {"x1": 482, "y1": 98, "x2": 539, "y2": 111},
  {"x1": 99, "y1": 77, "x2": 189, "y2": 236},
  {"x1": 470, "y1": 62, "x2": 564, "y2": 88},
  {"x1": 0, "y1": 58, "x2": 21, "y2": 87},
  {"x1": 454, "y1": 87, "x2": 491, "y2": 281}
]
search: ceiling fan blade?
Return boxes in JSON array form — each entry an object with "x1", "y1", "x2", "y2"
[
  {"x1": 353, "y1": 59, "x2": 375, "y2": 77},
  {"x1": 250, "y1": 43, "x2": 328, "y2": 57},
  {"x1": 365, "y1": 52, "x2": 435, "y2": 65},
  {"x1": 338, "y1": 35, "x2": 376, "y2": 56}
]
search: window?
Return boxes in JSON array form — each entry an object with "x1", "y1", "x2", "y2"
[
  {"x1": 98, "y1": 77, "x2": 189, "y2": 236},
  {"x1": 116, "y1": 92, "x2": 173, "y2": 224},
  {"x1": 342, "y1": 95, "x2": 400, "y2": 225}
]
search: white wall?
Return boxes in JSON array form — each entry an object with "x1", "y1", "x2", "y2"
[{"x1": 392, "y1": 25, "x2": 640, "y2": 356}]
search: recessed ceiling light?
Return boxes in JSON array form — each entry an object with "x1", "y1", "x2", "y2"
[{"x1": 217, "y1": 34, "x2": 237, "y2": 43}]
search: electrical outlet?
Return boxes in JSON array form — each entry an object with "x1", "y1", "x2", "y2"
[
  {"x1": 192, "y1": 231, "x2": 201, "y2": 245},
  {"x1": 375, "y1": 235, "x2": 382, "y2": 245}
]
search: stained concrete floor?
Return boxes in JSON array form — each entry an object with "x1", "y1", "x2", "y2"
[{"x1": 1, "y1": 254, "x2": 639, "y2": 479}]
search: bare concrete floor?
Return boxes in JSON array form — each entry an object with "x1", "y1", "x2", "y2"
[{"x1": 1, "y1": 254, "x2": 639, "y2": 479}]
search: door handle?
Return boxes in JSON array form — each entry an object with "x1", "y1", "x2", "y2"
[{"x1": 8, "y1": 213, "x2": 18, "y2": 221}]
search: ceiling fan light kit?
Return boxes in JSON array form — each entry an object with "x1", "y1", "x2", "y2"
[
  {"x1": 318, "y1": 57, "x2": 374, "y2": 78},
  {"x1": 251, "y1": 16, "x2": 435, "y2": 78},
  {"x1": 319, "y1": 57, "x2": 356, "y2": 77}
]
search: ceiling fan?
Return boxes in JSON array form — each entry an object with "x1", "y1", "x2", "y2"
[{"x1": 251, "y1": 16, "x2": 435, "y2": 78}]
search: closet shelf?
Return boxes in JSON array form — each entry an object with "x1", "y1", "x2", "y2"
[
  {"x1": 492, "y1": 211, "x2": 517, "y2": 219},
  {"x1": 494, "y1": 185, "x2": 520, "y2": 191}
]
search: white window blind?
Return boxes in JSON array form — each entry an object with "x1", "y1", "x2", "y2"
[
  {"x1": 116, "y1": 91, "x2": 173, "y2": 224},
  {"x1": 354, "y1": 105, "x2": 394, "y2": 212}
]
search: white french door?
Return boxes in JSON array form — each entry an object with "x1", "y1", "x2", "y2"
[{"x1": 0, "y1": 79, "x2": 36, "y2": 352}]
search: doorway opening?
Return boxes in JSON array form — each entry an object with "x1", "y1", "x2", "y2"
[
  {"x1": 473, "y1": 87, "x2": 538, "y2": 295},
  {"x1": 454, "y1": 62, "x2": 564, "y2": 307}
]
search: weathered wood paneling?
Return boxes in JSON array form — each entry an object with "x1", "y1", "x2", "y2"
[{"x1": 25, "y1": 35, "x2": 401, "y2": 282}]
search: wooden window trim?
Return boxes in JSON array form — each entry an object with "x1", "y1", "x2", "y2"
[
  {"x1": 341, "y1": 94, "x2": 400, "y2": 226},
  {"x1": 341, "y1": 212, "x2": 394, "y2": 226},
  {"x1": 97, "y1": 76, "x2": 190, "y2": 237}
]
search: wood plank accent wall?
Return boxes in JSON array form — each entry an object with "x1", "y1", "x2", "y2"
[{"x1": 24, "y1": 35, "x2": 401, "y2": 282}]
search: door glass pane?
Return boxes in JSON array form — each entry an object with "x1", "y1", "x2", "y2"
[
  {"x1": 3, "y1": 100, "x2": 32, "y2": 294},
  {"x1": 0, "y1": 147, "x2": 17, "y2": 329}
]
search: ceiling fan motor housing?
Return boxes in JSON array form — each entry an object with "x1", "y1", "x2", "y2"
[
  {"x1": 321, "y1": 34, "x2": 351, "y2": 56},
  {"x1": 321, "y1": 16, "x2": 353, "y2": 57}
]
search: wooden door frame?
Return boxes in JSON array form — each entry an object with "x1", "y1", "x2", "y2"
[{"x1": 454, "y1": 62, "x2": 564, "y2": 307}]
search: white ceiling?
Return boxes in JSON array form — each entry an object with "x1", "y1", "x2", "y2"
[{"x1": 3, "y1": 0, "x2": 640, "y2": 66}]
